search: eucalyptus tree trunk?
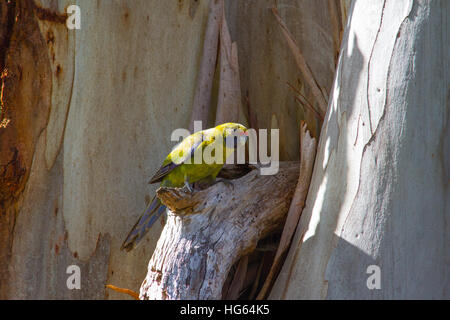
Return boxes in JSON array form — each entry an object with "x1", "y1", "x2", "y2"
[
  {"x1": 271, "y1": 0, "x2": 449, "y2": 299},
  {"x1": 0, "y1": 0, "x2": 212, "y2": 299},
  {"x1": 0, "y1": 0, "x2": 338, "y2": 299}
]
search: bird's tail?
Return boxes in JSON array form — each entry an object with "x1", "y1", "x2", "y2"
[{"x1": 121, "y1": 196, "x2": 166, "y2": 252}]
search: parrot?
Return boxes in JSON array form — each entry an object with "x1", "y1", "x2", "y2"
[{"x1": 121, "y1": 122, "x2": 248, "y2": 252}]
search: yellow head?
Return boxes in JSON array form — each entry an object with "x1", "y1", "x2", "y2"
[{"x1": 216, "y1": 122, "x2": 249, "y2": 148}]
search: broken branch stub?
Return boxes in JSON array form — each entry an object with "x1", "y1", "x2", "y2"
[{"x1": 139, "y1": 162, "x2": 300, "y2": 300}]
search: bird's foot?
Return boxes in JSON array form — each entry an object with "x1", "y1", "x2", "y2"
[{"x1": 184, "y1": 181, "x2": 194, "y2": 193}]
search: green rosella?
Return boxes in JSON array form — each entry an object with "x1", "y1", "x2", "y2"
[{"x1": 121, "y1": 122, "x2": 248, "y2": 251}]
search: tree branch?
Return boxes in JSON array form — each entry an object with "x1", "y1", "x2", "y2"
[{"x1": 139, "y1": 162, "x2": 300, "y2": 300}]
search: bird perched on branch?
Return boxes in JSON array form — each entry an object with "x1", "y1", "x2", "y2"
[{"x1": 121, "y1": 122, "x2": 248, "y2": 252}]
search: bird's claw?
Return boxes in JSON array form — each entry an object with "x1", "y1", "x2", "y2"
[{"x1": 184, "y1": 181, "x2": 194, "y2": 193}]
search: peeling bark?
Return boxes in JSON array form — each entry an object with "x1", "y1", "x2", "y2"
[
  {"x1": 272, "y1": 7, "x2": 328, "y2": 118},
  {"x1": 257, "y1": 123, "x2": 317, "y2": 299},
  {"x1": 215, "y1": 2, "x2": 241, "y2": 125},
  {"x1": 189, "y1": 0, "x2": 223, "y2": 131},
  {"x1": 0, "y1": 0, "x2": 52, "y2": 298}
]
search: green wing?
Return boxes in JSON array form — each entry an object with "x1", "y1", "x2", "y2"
[{"x1": 148, "y1": 130, "x2": 212, "y2": 184}]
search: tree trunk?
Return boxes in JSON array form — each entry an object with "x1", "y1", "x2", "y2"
[
  {"x1": 0, "y1": 0, "x2": 338, "y2": 299},
  {"x1": 270, "y1": 0, "x2": 449, "y2": 299},
  {"x1": 0, "y1": 0, "x2": 212, "y2": 299}
]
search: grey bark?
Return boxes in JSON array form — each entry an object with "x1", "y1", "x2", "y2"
[{"x1": 271, "y1": 0, "x2": 449, "y2": 299}]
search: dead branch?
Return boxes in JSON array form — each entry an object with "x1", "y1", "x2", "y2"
[
  {"x1": 105, "y1": 284, "x2": 139, "y2": 300},
  {"x1": 139, "y1": 162, "x2": 300, "y2": 300}
]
